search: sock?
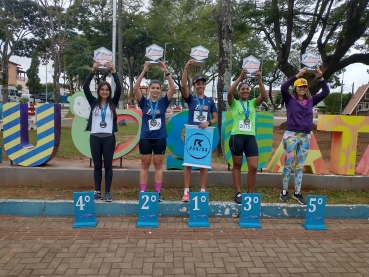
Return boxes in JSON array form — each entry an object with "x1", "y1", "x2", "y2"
[
  {"x1": 283, "y1": 190, "x2": 287, "y2": 195},
  {"x1": 200, "y1": 188, "x2": 206, "y2": 192},
  {"x1": 140, "y1": 184, "x2": 146, "y2": 192},
  {"x1": 155, "y1": 182, "x2": 162, "y2": 193},
  {"x1": 184, "y1": 188, "x2": 189, "y2": 194}
]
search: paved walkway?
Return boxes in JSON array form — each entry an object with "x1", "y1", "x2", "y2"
[{"x1": 0, "y1": 216, "x2": 369, "y2": 276}]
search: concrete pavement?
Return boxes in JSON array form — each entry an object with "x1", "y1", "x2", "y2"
[{"x1": 0, "y1": 216, "x2": 368, "y2": 276}]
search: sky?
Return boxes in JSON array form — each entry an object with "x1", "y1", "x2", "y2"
[{"x1": 11, "y1": 55, "x2": 369, "y2": 97}]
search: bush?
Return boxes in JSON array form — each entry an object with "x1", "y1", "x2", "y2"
[{"x1": 19, "y1": 97, "x2": 29, "y2": 104}]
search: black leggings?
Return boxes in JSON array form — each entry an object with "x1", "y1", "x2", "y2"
[{"x1": 90, "y1": 134, "x2": 116, "y2": 192}]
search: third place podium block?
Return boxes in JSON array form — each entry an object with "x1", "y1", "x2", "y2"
[{"x1": 239, "y1": 193, "x2": 262, "y2": 229}]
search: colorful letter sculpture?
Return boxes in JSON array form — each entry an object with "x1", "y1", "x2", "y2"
[
  {"x1": 166, "y1": 111, "x2": 219, "y2": 169},
  {"x1": 266, "y1": 132, "x2": 328, "y2": 174},
  {"x1": 302, "y1": 195, "x2": 328, "y2": 230},
  {"x1": 222, "y1": 111, "x2": 274, "y2": 171},
  {"x1": 2, "y1": 103, "x2": 61, "y2": 166},
  {"x1": 317, "y1": 115, "x2": 369, "y2": 175},
  {"x1": 67, "y1": 92, "x2": 142, "y2": 161},
  {"x1": 356, "y1": 146, "x2": 369, "y2": 175},
  {"x1": 73, "y1": 192, "x2": 98, "y2": 228}
]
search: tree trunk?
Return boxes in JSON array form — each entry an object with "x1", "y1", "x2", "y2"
[
  {"x1": 1, "y1": 58, "x2": 9, "y2": 103},
  {"x1": 268, "y1": 84, "x2": 276, "y2": 111},
  {"x1": 213, "y1": 0, "x2": 233, "y2": 157}
]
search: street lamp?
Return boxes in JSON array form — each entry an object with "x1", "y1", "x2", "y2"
[{"x1": 340, "y1": 68, "x2": 346, "y2": 114}]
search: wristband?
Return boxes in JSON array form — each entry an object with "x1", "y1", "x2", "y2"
[
  {"x1": 165, "y1": 72, "x2": 171, "y2": 76},
  {"x1": 208, "y1": 120, "x2": 212, "y2": 126}
]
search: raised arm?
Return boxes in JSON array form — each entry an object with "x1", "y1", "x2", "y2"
[
  {"x1": 228, "y1": 69, "x2": 247, "y2": 106},
  {"x1": 133, "y1": 61, "x2": 151, "y2": 102},
  {"x1": 83, "y1": 62, "x2": 101, "y2": 105},
  {"x1": 254, "y1": 70, "x2": 267, "y2": 106},
  {"x1": 157, "y1": 61, "x2": 176, "y2": 102},
  {"x1": 181, "y1": 59, "x2": 196, "y2": 100},
  {"x1": 312, "y1": 67, "x2": 330, "y2": 105},
  {"x1": 105, "y1": 62, "x2": 121, "y2": 104}
]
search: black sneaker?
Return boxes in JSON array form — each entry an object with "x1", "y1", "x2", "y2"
[
  {"x1": 104, "y1": 192, "x2": 112, "y2": 202},
  {"x1": 292, "y1": 192, "x2": 306, "y2": 205},
  {"x1": 279, "y1": 190, "x2": 288, "y2": 202},
  {"x1": 158, "y1": 192, "x2": 162, "y2": 202},
  {"x1": 234, "y1": 192, "x2": 242, "y2": 204},
  {"x1": 94, "y1": 191, "x2": 102, "y2": 201}
]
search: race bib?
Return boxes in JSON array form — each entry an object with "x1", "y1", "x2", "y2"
[
  {"x1": 193, "y1": 111, "x2": 208, "y2": 123},
  {"x1": 148, "y1": 118, "x2": 162, "y2": 131},
  {"x1": 239, "y1": 120, "x2": 252, "y2": 132}
]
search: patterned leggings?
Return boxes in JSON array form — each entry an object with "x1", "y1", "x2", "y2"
[{"x1": 282, "y1": 131, "x2": 311, "y2": 192}]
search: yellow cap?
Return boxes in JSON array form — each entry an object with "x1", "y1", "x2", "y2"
[{"x1": 294, "y1": 78, "x2": 308, "y2": 87}]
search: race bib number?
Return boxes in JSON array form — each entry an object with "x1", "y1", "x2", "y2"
[
  {"x1": 148, "y1": 118, "x2": 162, "y2": 131},
  {"x1": 193, "y1": 111, "x2": 208, "y2": 123},
  {"x1": 239, "y1": 120, "x2": 252, "y2": 132}
]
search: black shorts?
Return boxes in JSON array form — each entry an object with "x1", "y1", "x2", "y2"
[
  {"x1": 139, "y1": 138, "x2": 167, "y2": 155},
  {"x1": 229, "y1": 134, "x2": 258, "y2": 157}
]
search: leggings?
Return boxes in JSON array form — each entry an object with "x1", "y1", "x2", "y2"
[
  {"x1": 282, "y1": 131, "x2": 311, "y2": 192},
  {"x1": 90, "y1": 134, "x2": 116, "y2": 192}
]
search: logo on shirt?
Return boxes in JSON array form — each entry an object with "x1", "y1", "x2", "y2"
[
  {"x1": 146, "y1": 109, "x2": 160, "y2": 115},
  {"x1": 194, "y1": 105, "x2": 209, "y2": 111}
]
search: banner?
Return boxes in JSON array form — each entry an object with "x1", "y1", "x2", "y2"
[{"x1": 183, "y1": 125, "x2": 214, "y2": 169}]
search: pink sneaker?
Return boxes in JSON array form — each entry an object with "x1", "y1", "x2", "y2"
[{"x1": 182, "y1": 193, "x2": 189, "y2": 202}]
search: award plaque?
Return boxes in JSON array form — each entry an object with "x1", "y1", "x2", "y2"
[
  {"x1": 190, "y1": 46, "x2": 209, "y2": 66},
  {"x1": 242, "y1": 55, "x2": 261, "y2": 78},
  {"x1": 93, "y1": 47, "x2": 113, "y2": 71},
  {"x1": 301, "y1": 52, "x2": 320, "y2": 73},
  {"x1": 145, "y1": 44, "x2": 164, "y2": 66}
]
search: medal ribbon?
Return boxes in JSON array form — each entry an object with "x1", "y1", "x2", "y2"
[
  {"x1": 100, "y1": 101, "x2": 109, "y2": 122},
  {"x1": 239, "y1": 100, "x2": 250, "y2": 120},
  {"x1": 149, "y1": 99, "x2": 159, "y2": 120},
  {"x1": 195, "y1": 95, "x2": 205, "y2": 115}
]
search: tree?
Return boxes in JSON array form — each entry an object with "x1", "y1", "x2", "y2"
[
  {"x1": 213, "y1": 0, "x2": 232, "y2": 156},
  {"x1": 322, "y1": 92, "x2": 341, "y2": 114},
  {"x1": 26, "y1": 52, "x2": 42, "y2": 95},
  {"x1": 239, "y1": 0, "x2": 369, "y2": 94},
  {"x1": 63, "y1": 36, "x2": 93, "y2": 93},
  {"x1": 35, "y1": 0, "x2": 79, "y2": 103},
  {"x1": 0, "y1": 0, "x2": 40, "y2": 102}
]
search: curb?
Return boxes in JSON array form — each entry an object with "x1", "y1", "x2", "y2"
[{"x1": 0, "y1": 200, "x2": 368, "y2": 219}]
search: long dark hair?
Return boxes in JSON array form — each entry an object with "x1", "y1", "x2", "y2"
[{"x1": 93, "y1": 81, "x2": 117, "y2": 118}]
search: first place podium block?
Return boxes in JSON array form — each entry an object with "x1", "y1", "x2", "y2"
[
  {"x1": 136, "y1": 192, "x2": 159, "y2": 228},
  {"x1": 73, "y1": 192, "x2": 98, "y2": 228},
  {"x1": 188, "y1": 192, "x2": 210, "y2": 228}
]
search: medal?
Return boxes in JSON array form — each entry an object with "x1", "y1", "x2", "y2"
[
  {"x1": 150, "y1": 119, "x2": 157, "y2": 127},
  {"x1": 195, "y1": 95, "x2": 206, "y2": 120},
  {"x1": 149, "y1": 98, "x2": 159, "y2": 124},
  {"x1": 239, "y1": 100, "x2": 250, "y2": 125},
  {"x1": 100, "y1": 101, "x2": 109, "y2": 129},
  {"x1": 198, "y1": 114, "x2": 205, "y2": 121}
]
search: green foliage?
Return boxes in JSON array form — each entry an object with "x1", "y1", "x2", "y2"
[
  {"x1": 321, "y1": 92, "x2": 341, "y2": 114},
  {"x1": 26, "y1": 52, "x2": 42, "y2": 94},
  {"x1": 19, "y1": 97, "x2": 29, "y2": 103}
]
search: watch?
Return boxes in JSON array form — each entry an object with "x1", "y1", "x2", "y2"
[
  {"x1": 208, "y1": 120, "x2": 212, "y2": 126},
  {"x1": 165, "y1": 72, "x2": 171, "y2": 76}
]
